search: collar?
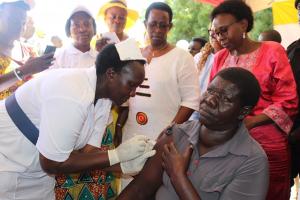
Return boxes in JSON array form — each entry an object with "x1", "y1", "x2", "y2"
[
  {"x1": 67, "y1": 43, "x2": 98, "y2": 58},
  {"x1": 184, "y1": 122, "x2": 252, "y2": 158}
]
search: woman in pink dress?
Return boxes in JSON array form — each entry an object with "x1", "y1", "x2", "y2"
[{"x1": 209, "y1": 1, "x2": 298, "y2": 199}]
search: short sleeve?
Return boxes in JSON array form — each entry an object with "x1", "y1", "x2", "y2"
[
  {"x1": 220, "y1": 154, "x2": 269, "y2": 200},
  {"x1": 36, "y1": 97, "x2": 86, "y2": 162},
  {"x1": 177, "y1": 53, "x2": 200, "y2": 111}
]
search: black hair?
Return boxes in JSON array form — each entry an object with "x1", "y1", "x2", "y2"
[
  {"x1": 65, "y1": 11, "x2": 96, "y2": 37},
  {"x1": 191, "y1": 37, "x2": 207, "y2": 47},
  {"x1": 211, "y1": 0, "x2": 253, "y2": 32},
  {"x1": 145, "y1": 2, "x2": 173, "y2": 23},
  {"x1": 259, "y1": 30, "x2": 282, "y2": 43},
  {"x1": 95, "y1": 44, "x2": 146, "y2": 75},
  {"x1": 295, "y1": 0, "x2": 300, "y2": 8},
  {"x1": 214, "y1": 67, "x2": 261, "y2": 108}
]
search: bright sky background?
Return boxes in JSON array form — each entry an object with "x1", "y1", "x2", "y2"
[{"x1": 29, "y1": 0, "x2": 163, "y2": 44}]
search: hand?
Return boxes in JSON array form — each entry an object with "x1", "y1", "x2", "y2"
[
  {"x1": 120, "y1": 149, "x2": 156, "y2": 175},
  {"x1": 162, "y1": 142, "x2": 193, "y2": 179},
  {"x1": 95, "y1": 37, "x2": 110, "y2": 52},
  {"x1": 20, "y1": 53, "x2": 55, "y2": 77},
  {"x1": 107, "y1": 135, "x2": 150, "y2": 165},
  {"x1": 244, "y1": 117, "x2": 255, "y2": 130}
]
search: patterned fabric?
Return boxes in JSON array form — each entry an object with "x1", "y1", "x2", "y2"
[
  {"x1": 55, "y1": 110, "x2": 120, "y2": 200},
  {"x1": 0, "y1": 41, "x2": 36, "y2": 100},
  {"x1": 0, "y1": 56, "x2": 23, "y2": 100},
  {"x1": 210, "y1": 41, "x2": 298, "y2": 133},
  {"x1": 222, "y1": 47, "x2": 259, "y2": 72}
]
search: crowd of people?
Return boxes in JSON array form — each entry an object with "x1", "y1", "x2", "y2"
[{"x1": 0, "y1": 0, "x2": 300, "y2": 200}]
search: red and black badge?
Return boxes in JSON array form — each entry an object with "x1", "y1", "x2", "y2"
[{"x1": 136, "y1": 112, "x2": 148, "y2": 125}]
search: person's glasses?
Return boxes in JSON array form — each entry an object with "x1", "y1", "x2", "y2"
[
  {"x1": 208, "y1": 21, "x2": 238, "y2": 39},
  {"x1": 146, "y1": 22, "x2": 170, "y2": 30}
]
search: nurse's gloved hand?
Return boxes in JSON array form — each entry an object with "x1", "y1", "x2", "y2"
[
  {"x1": 107, "y1": 135, "x2": 149, "y2": 165},
  {"x1": 120, "y1": 149, "x2": 156, "y2": 175}
]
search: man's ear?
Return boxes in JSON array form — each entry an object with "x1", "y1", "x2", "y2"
[{"x1": 237, "y1": 106, "x2": 252, "y2": 120}]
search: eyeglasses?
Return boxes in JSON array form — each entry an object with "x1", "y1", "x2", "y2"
[
  {"x1": 208, "y1": 21, "x2": 238, "y2": 39},
  {"x1": 146, "y1": 22, "x2": 171, "y2": 30}
]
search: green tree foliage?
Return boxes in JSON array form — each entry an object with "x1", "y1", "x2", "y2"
[
  {"x1": 165, "y1": 0, "x2": 213, "y2": 43},
  {"x1": 250, "y1": 8, "x2": 273, "y2": 40},
  {"x1": 165, "y1": 0, "x2": 273, "y2": 43}
]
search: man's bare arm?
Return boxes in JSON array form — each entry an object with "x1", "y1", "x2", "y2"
[{"x1": 117, "y1": 133, "x2": 173, "y2": 200}]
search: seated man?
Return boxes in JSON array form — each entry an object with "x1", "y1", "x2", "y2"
[{"x1": 117, "y1": 67, "x2": 269, "y2": 200}]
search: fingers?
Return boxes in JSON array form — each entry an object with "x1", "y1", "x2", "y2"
[
  {"x1": 163, "y1": 143, "x2": 171, "y2": 154},
  {"x1": 143, "y1": 150, "x2": 156, "y2": 158},
  {"x1": 169, "y1": 142, "x2": 178, "y2": 154},
  {"x1": 146, "y1": 139, "x2": 156, "y2": 150},
  {"x1": 96, "y1": 37, "x2": 110, "y2": 46},
  {"x1": 133, "y1": 135, "x2": 150, "y2": 142},
  {"x1": 183, "y1": 144, "x2": 193, "y2": 159},
  {"x1": 136, "y1": 141, "x2": 147, "y2": 151},
  {"x1": 41, "y1": 52, "x2": 55, "y2": 59}
]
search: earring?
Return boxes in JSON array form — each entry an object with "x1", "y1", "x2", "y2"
[{"x1": 243, "y1": 32, "x2": 246, "y2": 39}]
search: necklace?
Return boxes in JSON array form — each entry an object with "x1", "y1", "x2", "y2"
[{"x1": 151, "y1": 43, "x2": 169, "y2": 57}]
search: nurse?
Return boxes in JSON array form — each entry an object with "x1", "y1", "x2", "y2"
[{"x1": 0, "y1": 39, "x2": 155, "y2": 200}]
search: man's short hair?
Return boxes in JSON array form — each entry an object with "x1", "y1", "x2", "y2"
[
  {"x1": 191, "y1": 37, "x2": 207, "y2": 47},
  {"x1": 214, "y1": 67, "x2": 261, "y2": 108}
]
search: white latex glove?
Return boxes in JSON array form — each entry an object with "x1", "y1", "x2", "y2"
[
  {"x1": 144, "y1": 139, "x2": 156, "y2": 153},
  {"x1": 121, "y1": 149, "x2": 156, "y2": 175},
  {"x1": 107, "y1": 135, "x2": 149, "y2": 165}
]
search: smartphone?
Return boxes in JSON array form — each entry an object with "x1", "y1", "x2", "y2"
[{"x1": 44, "y1": 45, "x2": 56, "y2": 55}]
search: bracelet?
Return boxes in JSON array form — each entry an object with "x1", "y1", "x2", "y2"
[
  {"x1": 13, "y1": 68, "x2": 24, "y2": 81},
  {"x1": 116, "y1": 123, "x2": 122, "y2": 128}
]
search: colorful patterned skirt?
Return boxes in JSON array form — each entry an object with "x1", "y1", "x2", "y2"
[{"x1": 55, "y1": 111, "x2": 120, "y2": 200}]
